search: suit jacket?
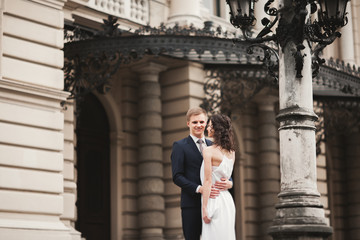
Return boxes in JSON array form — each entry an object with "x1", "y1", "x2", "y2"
[{"x1": 171, "y1": 135, "x2": 212, "y2": 208}]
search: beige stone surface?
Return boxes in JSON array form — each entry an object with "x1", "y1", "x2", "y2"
[
  {"x1": 3, "y1": 15, "x2": 63, "y2": 49},
  {"x1": 0, "y1": 167, "x2": 63, "y2": 193},
  {"x1": 3, "y1": 36, "x2": 63, "y2": 68},
  {"x1": 0, "y1": 190, "x2": 63, "y2": 214},
  {"x1": 3, "y1": 57, "x2": 64, "y2": 89},
  {"x1": 5, "y1": 0, "x2": 64, "y2": 28},
  {"x1": 0, "y1": 144, "x2": 63, "y2": 171},
  {"x1": 0, "y1": 101, "x2": 64, "y2": 129},
  {"x1": 0, "y1": 122, "x2": 63, "y2": 151},
  {"x1": 61, "y1": 193, "x2": 75, "y2": 219}
]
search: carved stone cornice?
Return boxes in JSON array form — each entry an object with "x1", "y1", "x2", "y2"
[{"x1": 314, "y1": 58, "x2": 360, "y2": 96}]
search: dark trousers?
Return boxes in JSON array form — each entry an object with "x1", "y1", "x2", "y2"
[{"x1": 181, "y1": 207, "x2": 202, "y2": 240}]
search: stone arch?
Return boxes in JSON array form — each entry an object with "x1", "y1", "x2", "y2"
[{"x1": 93, "y1": 91, "x2": 125, "y2": 240}]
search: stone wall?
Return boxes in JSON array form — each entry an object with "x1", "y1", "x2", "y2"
[{"x1": 0, "y1": 0, "x2": 73, "y2": 239}]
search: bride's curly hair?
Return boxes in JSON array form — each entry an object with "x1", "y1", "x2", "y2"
[{"x1": 209, "y1": 114, "x2": 236, "y2": 152}]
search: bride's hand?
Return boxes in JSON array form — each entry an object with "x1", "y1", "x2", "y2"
[{"x1": 202, "y1": 208, "x2": 211, "y2": 224}]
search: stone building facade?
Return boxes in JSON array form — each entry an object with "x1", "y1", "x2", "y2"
[{"x1": 0, "y1": 0, "x2": 359, "y2": 240}]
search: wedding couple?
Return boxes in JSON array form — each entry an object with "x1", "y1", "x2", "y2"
[{"x1": 171, "y1": 107, "x2": 236, "y2": 240}]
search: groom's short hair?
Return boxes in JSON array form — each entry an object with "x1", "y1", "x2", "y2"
[{"x1": 186, "y1": 107, "x2": 207, "y2": 122}]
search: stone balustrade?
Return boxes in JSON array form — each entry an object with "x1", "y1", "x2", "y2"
[{"x1": 88, "y1": 0, "x2": 148, "y2": 25}]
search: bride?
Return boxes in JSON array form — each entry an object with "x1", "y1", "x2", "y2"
[{"x1": 200, "y1": 114, "x2": 236, "y2": 240}]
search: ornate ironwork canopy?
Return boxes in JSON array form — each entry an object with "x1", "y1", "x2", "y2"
[
  {"x1": 64, "y1": 16, "x2": 360, "y2": 148},
  {"x1": 64, "y1": 16, "x2": 360, "y2": 100},
  {"x1": 64, "y1": 17, "x2": 261, "y2": 100}
]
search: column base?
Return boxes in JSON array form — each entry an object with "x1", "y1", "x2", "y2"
[
  {"x1": 139, "y1": 233, "x2": 165, "y2": 240},
  {"x1": 269, "y1": 224, "x2": 333, "y2": 240},
  {"x1": 268, "y1": 191, "x2": 333, "y2": 239}
]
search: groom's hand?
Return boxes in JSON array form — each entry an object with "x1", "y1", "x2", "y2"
[
  {"x1": 209, "y1": 185, "x2": 220, "y2": 198},
  {"x1": 199, "y1": 185, "x2": 220, "y2": 198},
  {"x1": 214, "y1": 177, "x2": 233, "y2": 191}
]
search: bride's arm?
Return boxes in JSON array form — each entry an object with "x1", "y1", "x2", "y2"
[{"x1": 202, "y1": 148, "x2": 212, "y2": 224}]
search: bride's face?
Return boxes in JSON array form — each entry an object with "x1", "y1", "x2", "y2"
[{"x1": 207, "y1": 121, "x2": 214, "y2": 138}]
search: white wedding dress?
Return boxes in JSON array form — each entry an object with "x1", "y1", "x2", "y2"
[{"x1": 200, "y1": 155, "x2": 236, "y2": 240}]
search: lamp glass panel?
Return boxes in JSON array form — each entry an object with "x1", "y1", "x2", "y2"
[
  {"x1": 337, "y1": 0, "x2": 348, "y2": 19},
  {"x1": 325, "y1": 0, "x2": 337, "y2": 18},
  {"x1": 239, "y1": 0, "x2": 250, "y2": 16},
  {"x1": 228, "y1": 0, "x2": 239, "y2": 17}
]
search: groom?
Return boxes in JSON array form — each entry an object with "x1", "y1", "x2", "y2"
[{"x1": 171, "y1": 107, "x2": 232, "y2": 240}]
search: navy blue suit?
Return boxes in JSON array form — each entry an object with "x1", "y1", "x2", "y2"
[{"x1": 171, "y1": 135, "x2": 212, "y2": 240}]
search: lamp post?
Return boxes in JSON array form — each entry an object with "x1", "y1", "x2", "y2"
[{"x1": 226, "y1": 0, "x2": 349, "y2": 239}]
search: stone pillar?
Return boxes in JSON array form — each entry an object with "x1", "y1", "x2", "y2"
[
  {"x1": 61, "y1": 101, "x2": 81, "y2": 240},
  {"x1": 133, "y1": 62, "x2": 167, "y2": 240},
  {"x1": 268, "y1": 2, "x2": 332, "y2": 239},
  {"x1": 255, "y1": 94, "x2": 280, "y2": 240},
  {"x1": 340, "y1": 1, "x2": 356, "y2": 65},
  {"x1": 167, "y1": 0, "x2": 203, "y2": 27},
  {"x1": 231, "y1": 109, "x2": 248, "y2": 240},
  {"x1": 238, "y1": 104, "x2": 260, "y2": 239}
]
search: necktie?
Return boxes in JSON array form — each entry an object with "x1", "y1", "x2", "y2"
[{"x1": 197, "y1": 139, "x2": 204, "y2": 155}]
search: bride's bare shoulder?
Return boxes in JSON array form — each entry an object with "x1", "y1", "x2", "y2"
[{"x1": 203, "y1": 145, "x2": 216, "y2": 154}]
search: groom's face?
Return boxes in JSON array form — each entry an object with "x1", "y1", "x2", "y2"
[{"x1": 187, "y1": 113, "x2": 207, "y2": 138}]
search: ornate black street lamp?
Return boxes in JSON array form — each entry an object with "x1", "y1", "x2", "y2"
[
  {"x1": 226, "y1": 0, "x2": 349, "y2": 239},
  {"x1": 227, "y1": 0, "x2": 349, "y2": 78},
  {"x1": 318, "y1": 0, "x2": 349, "y2": 32}
]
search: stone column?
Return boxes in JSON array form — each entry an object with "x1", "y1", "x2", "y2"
[
  {"x1": 167, "y1": 0, "x2": 203, "y2": 27},
  {"x1": 231, "y1": 109, "x2": 248, "y2": 240},
  {"x1": 119, "y1": 71, "x2": 141, "y2": 239},
  {"x1": 340, "y1": 1, "x2": 356, "y2": 65},
  {"x1": 132, "y1": 62, "x2": 167, "y2": 240},
  {"x1": 254, "y1": 94, "x2": 280, "y2": 240},
  {"x1": 237, "y1": 104, "x2": 260, "y2": 239},
  {"x1": 268, "y1": 2, "x2": 332, "y2": 239},
  {"x1": 61, "y1": 101, "x2": 81, "y2": 240}
]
